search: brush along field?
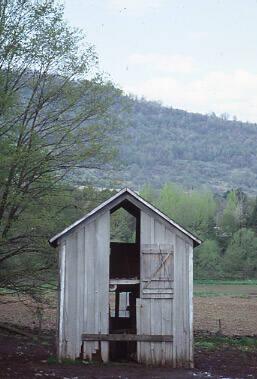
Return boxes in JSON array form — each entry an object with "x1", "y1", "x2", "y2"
[{"x1": 0, "y1": 281, "x2": 257, "y2": 336}]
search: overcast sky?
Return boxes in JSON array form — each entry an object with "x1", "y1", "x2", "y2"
[{"x1": 64, "y1": 0, "x2": 257, "y2": 123}]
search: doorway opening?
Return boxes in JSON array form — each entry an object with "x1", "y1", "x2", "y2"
[
  {"x1": 109, "y1": 200, "x2": 140, "y2": 361},
  {"x1": 110, "y1": 200, "x2": 140, "y2": 279}
]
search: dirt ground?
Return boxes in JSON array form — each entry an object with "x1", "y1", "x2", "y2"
[
  {"x1": 1, "y1": 292, "x2": 257, "y2": 336},
  {"x1": 0, "y1": 330, "x2": 257, "y2": 379},
  {"x1": 1, "y1": 286, "x2": 257, "y2": 378},
  {"x1": 194, "y1": 296, "x2": 257, "y2": 335}
]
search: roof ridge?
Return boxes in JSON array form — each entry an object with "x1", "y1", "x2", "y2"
[{"x1": 49, "y1": 187, "x2": 201, "y2": 247}]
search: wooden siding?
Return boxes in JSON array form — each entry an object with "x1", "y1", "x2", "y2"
[
  {"x1": 57, "y1": 203, "x2": 194, "y2": 367},
  {"x1": 138, "y1": 211, "x2": 175, "y2": 365},
  {"x1": 138, "y1": 210, "x2": 193, "y2": 367},
  {"x1": 173, "y1": 235, "x2": 193, "y2": 368},
  {"x1": 58, "y1": 212, "x2": 110, "y2": 361}
]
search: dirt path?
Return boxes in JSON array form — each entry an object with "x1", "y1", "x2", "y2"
[{"x1": 0, "y1": 331, "x2": 257, "y2": 379}]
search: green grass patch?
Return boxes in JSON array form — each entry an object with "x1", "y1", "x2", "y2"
[
  {"x1": 194, "y1": 279, "x2": 257, "y2": 285},
  {"x1": 47, "y1": 356, "x2": 103, "y2": 365},
  {"x1": 47, "y1": 356, "x2": 84, "y2": 365},
  {"x1": 194, "y1": 290, "x2": 250, "y2": 298},
  {"x1": 195, "y1": 335, "x2": 257, "y2": 352},
  {"x1": 193, "y1": 291, "x2": 243, "y2": 297}
]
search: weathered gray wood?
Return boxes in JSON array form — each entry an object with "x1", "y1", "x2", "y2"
[
  {"x1": 151, "y1": 299, "x2": 161, "y2": 364},
  {"x1": 56, "y1": 191, "x2": 195, "y2": 367},
  {"x1": 76, "y1": 227, "x2": 85, "y2": 358},
  {"x1": 173, "y1": 235, "x2": 193, "y2": 368},
  {"x1": 139, "y1": 213, "x2": 153, "y2": 363},
  {"x1": 110, "y1": 279, "x2": 140, "y2": 285},
  {"x1": 161, "y1": 296, "x2": 173, "y2": 364},
  {"x1": 95, "y1": 213, "x2": 110, "y2": 362},
  {"x1": 63, "y1": 233, "x2": 77, "y2": 359},
  {"x1": 58, "y1": 241, "x2": 66, "y2": 360},
  {"x1": 188, "y1": 243, "x2": 194, "y2": 368},
  {"x1": 143, "y1": 287, "x2": 173, "y2": 294},
  {"x1": 142, "y1": 294, "x2": 173, "y2": 299},
  {"x1": 58, "y1": 213, "x2": 110, "y2": 362},
  {"x1": 84, "y1": 220, "x2": 96, "y2": 359},
  {"x1": 82, "y1": 215, "x2": 110, "y2": 362},
  {"x1": 81, "y1": 334, "x2": 173, "y2": 342},
  {"x1": 136, "y1": 298, "x2": 141, "y2": 360},
  {"x1": 139, "y1": 211, "x2": 175, "y2": 365}
]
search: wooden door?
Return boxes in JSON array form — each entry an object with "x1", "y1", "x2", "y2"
[{"x1": 137, "y1": 243, "x2": 174, "y2": 365}]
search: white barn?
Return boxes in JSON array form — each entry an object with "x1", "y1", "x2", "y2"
[{"x1": 49, "y1": 188, "x2": 201, "y2": 367}]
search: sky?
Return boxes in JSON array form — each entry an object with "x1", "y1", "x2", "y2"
[{"x1": 64, "y1": 0, "x2": 257, "y2": 123}]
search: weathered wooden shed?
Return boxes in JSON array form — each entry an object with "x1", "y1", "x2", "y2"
[{"x1": 49, "y1": 188, "x2": 201, "y2": 367}]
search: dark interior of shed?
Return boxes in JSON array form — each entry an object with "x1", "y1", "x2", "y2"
[{"x1": 109, "y1": 200, "x2": 140, "y2": 361}]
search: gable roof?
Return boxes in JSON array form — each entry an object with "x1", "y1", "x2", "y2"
[{"x1": 49, "y1": 188, "x2": 201, "y2": 247}]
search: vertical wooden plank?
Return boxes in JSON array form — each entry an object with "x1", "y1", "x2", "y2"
[
  {"x1": 174, "y1": 235, "x2": 191, "y2": 367},
  {"x1": 154, "y1": 221, "x2": 165, "y2": 288},
  {"x1": 83, "y1": 213, "x2": 110, "y2": 362},
  {"x1": 165, "y1": 227, "x2": 176, "y2": 245},
  {"x1": 140, "y1": 212, "x2": 152, "y2": 294},
  {"x1": 65, "y1": 233, "x2": 78, "y2": 359},
  {"x1": 165, "y1": 228, "x2": 175, "y2": 281},
  {"x1": 161, "y1": 298, "x2": 173, "y2": 365},
  {"x1": 136, "y1": 298, "x2": 141, "y2": 362},
  {"x1": 83, "y1": 221, "x2": 96, "y2": 359},
  {"x1": 95, "y1": 212, "x2": 110, "y2": 363},
  {"x1": 185, "y1": 242, "x2": 190, "y2": 363},
  {"x1": 76, "y1": 227, "x2": 85, "y2": 358},
  {"x1": 140, "y1": 212, "x2": 153, "y2": 360},
  {"x1": 83, "y1": 226, "x2": 88, "y2": 359},
  {"x1": 150, "y1": 299, "x2": 162, "y2": 365},
  {"x1": 137, "y1": 298, "x2": 152, "y2": 364},
  {"x1": 172, "y1": 235, "x2": 178, "y2": 367},
  {"x1": 188, "y1": 242, "x2": 194, "y2": 368},
  {"x1": 58, "y1": 241, "x2": 66, "y2": 361},
  {"x1": 161, "y1": 300, "x2": 165, "y2": 366},
  {"x1": 154, "y1": 220, "x2": 165, "y2": 243},
  {"x1": 182, "y1": 238, "x2": 186, "y2": 363},
  {"x1": 145, "y1": 299, "x2": 152, "y2": 364}
]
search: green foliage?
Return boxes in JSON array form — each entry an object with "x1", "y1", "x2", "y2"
[
  {"x1": 47, "y1": 356, "x2": 83, "y2": 365},
  {"x1": 194, "y1": 240, "x2": 222, "y2": 279},
  {"x1": 140, "y1": 184, "x2": 158, "y2": 205},
  {"x1": 142, "y1": 182, "x2": 216, "y2": 239},
  {"x1": 218, "y1": 189, "x2": 249, "y2": 236},
  {"x1": 0, "y1": 1, "x2": 120, "y2": 299},
  {"x1": 111, "y1": 208, "x2": 136, "y2": 243},
  {"x1": 223, "y1": 228, "x2": 257, "y2": 278},
  {"x1": 247, "y1": 196, "x2": 257, "y2": 232},
  {"x1": 195, "y1": 335, "x2": 257, "y2": 352},
  {"x1": 140, "y1": 183, "x2": 257, "y2": 279}
]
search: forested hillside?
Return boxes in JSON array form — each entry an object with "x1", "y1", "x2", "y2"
[{"x1": 83, "y1": 97, "x2": 257, "y2": 194}]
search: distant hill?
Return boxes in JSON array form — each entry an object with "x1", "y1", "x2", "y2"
[{"x1": 78, "y1": 96, "x2": 257, "y2": 194}]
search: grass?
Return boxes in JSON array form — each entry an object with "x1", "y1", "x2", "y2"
[
  {"x1": 194, "y1": 279, "x2": 257, "y2": 285},
  {"x1": 195, "y1": 335, "x2": 257, "y2": 352},
  {"x1": 47, "y1": 356, "x2": 86, "y2": 365},
  {"x1": 194, "y1": 279, "x2": 257, "y2": 298},
  {"x1": 193, "y1": 291, "x2": 247, "y2": 298},
  {"x1": 47, "y1": 356, "x2": 109, "y2": 366}
]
